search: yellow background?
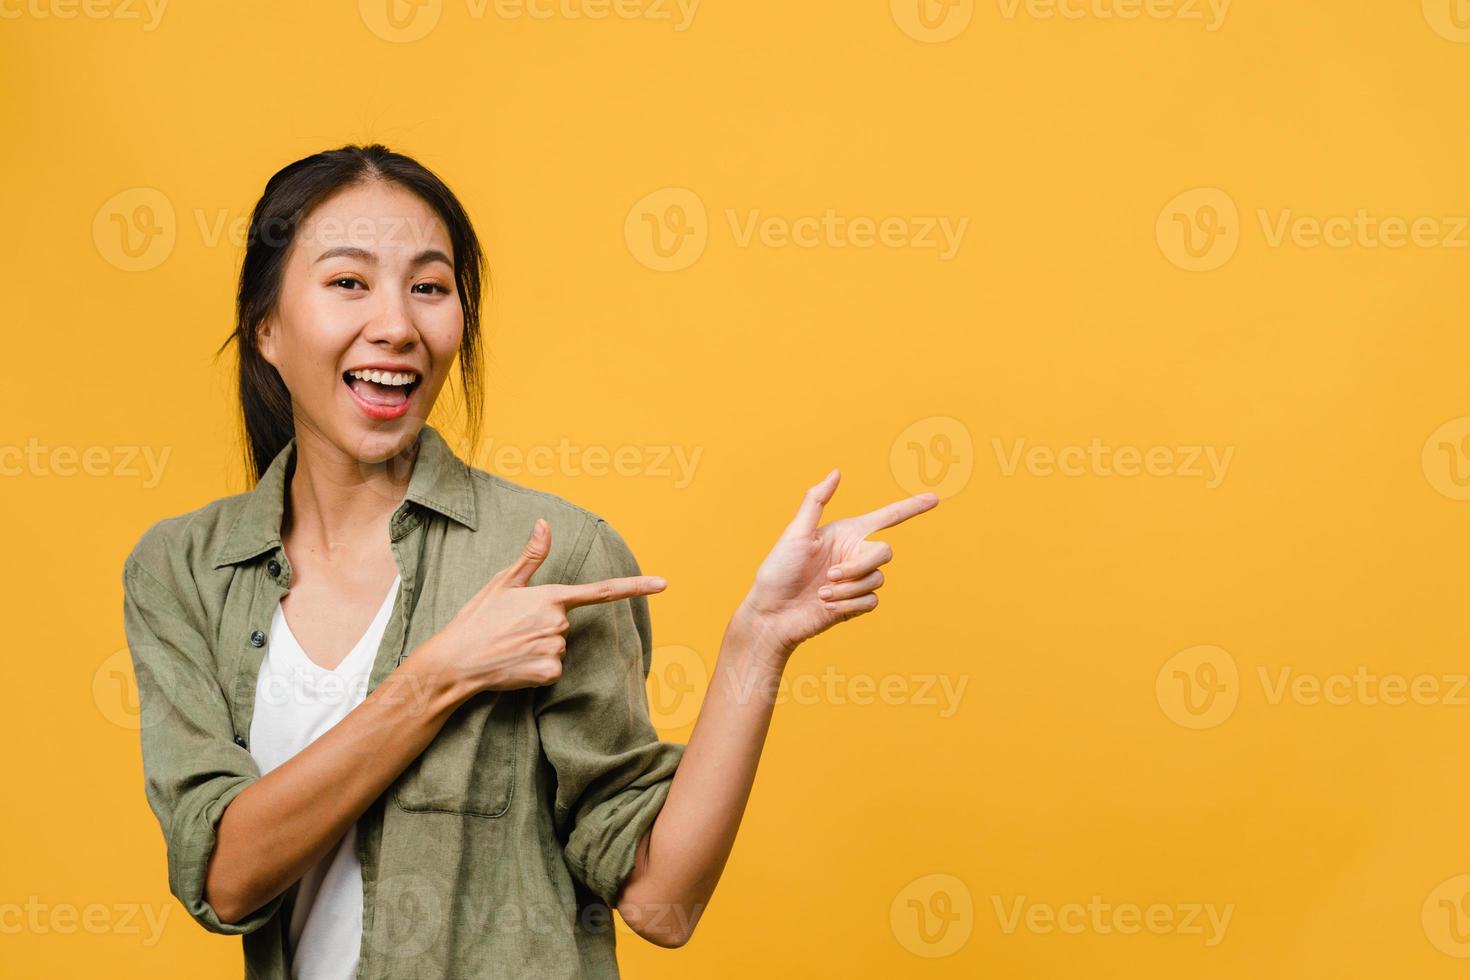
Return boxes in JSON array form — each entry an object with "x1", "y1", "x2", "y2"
[{"x1": 4, "y1": 0, "x2": 1470, "y2": 976}]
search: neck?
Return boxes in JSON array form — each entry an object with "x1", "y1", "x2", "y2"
[{"x1": 283, "y1": 422, "x2": 419, "y2": 559}]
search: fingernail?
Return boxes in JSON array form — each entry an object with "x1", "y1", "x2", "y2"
[
  {"x1": 828, "y1": 566, "x2": 842, "y2": 580},
  {"x1": 818, "y1": 586, "x2": 833, "y2": 599},
  {"x1": 650, "y1": 577, "x2": 667, "y2": 589}
]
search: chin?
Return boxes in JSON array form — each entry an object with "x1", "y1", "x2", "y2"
[{"x1": 343, "y1": 417, "x2": 425, "y2": 467}]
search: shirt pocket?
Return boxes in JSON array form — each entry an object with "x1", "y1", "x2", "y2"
[{"x1": 393, "y1": 689, "x2": 523, "y2": 818}]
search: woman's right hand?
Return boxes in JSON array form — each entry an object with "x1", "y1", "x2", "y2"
[{"x1": 424, "y1": 518, "x2": 668, "y2": 697}]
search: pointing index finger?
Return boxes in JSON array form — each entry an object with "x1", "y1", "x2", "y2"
[
  {"x1": 553, "y1": 575, "x2": 669, "y2": 609},
  {"x1": 853, "y1": 492, "x2": 940, "y2": 536}
]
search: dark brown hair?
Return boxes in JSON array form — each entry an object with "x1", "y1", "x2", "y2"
[{"x1": 216, "y1": 144, "x2": 485, "y2": 483}]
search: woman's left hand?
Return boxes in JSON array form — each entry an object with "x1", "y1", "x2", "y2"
[{"x1": 738, "y1": 469, "x2": 939, "y2": 660}]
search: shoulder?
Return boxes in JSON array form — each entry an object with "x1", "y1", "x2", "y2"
[
  {"x1": 121, "y1": 490, "x2": 252, "y2": 606},
  {"x1": 466, "y1": 467, "x2": 641, "y2": 580}
]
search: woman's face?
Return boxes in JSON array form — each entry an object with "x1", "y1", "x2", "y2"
[{"x1": 260, "y1": 180, "x2": 463, "y2": 466}]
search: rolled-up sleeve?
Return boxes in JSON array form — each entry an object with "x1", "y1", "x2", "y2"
[
  {"x1": 121, "y1": 553, "x2": 284, "y2": 934},
  {"x1": 534, "y1": 518, "x2": 686, "y2": 908}
]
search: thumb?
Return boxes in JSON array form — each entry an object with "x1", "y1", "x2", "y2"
[
  {"x1": 500, "y1": 518, "x2": 551, "y2": 588},
  {"x1": 781, "y1": 468, "x2": 840, "y2": 538}
]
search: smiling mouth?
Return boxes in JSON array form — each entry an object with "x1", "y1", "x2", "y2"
[{"x1": 343, "y1": 369, "x2": 422, "y2": 409}]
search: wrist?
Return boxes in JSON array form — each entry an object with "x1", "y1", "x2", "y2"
[
  {"x1": 729, "y1": 597, "x2": 796, "y2": 670},
  {"x1": 397, "y1": 637, "x2": 472, "y2": 716}
]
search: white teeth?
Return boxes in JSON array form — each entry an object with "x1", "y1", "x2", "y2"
[{"x1": 347, "y1": 369, "x2": 418, "y2": 386}]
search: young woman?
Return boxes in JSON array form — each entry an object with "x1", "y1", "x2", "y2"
[{"x1": 121, "y1": 144, "x2": 938, "y2": 980}]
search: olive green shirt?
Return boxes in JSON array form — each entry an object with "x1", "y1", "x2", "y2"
[{"x1": 121, "y1": 423, "x2": 686, "y2": 979}]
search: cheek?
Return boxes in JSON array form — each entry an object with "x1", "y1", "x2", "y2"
[
  {"x1": 273, "y1": 298, "x2": 359, "y2": 386},
  {"x1": 423, "y1": 306, "x2": 465, "y2": 361},
  {"x1": 297, "y1": 287, "x2": 359, "y2": 334}
]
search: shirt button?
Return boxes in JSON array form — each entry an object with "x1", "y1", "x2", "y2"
[
  {"x1": 249, "y1": 630, "x2": 266, "y2": 647},
  {"x1": 267, "y1": 559, "x2": 281, "y2": 577},
  {"x1": 233, "y1": 735, "x2": 247, "y2": 748}
]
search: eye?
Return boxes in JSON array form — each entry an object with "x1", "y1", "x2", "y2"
[
  {"x1": 330, "y1": 276, "x2": 366, "y2": 290},
  {"x1": 412, "y1": 282, "x2": 451, "y2": 295}
]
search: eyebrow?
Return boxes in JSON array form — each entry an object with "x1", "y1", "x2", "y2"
[{"x1": 313, "y1": 246, "x2": 453, "y2": 268}]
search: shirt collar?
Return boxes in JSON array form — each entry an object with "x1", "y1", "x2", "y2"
[{"x1": 212, "y1": 423, "x2": 478, "y2": 568}]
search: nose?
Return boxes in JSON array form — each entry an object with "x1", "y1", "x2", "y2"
[{"x1": 363, "y1": 286, "x2": 418, "y2": 350}]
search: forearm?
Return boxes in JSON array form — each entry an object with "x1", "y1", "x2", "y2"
[
  {"x1": 205, "y1": 643, "x2": 465, "y2": 923},
  {"x1": 615, "y1": 604, "x2": 789, "y2": 947},
  {"x1": 614, "y1": 471, "x2": 935, "y2": 946}
]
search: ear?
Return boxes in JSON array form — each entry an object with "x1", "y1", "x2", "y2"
[{"x1": 257, "y1": 313, "x2": 279, "y2": 369}]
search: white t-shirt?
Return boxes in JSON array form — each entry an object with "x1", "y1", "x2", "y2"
[{"x1": 249, "y1": 575, "x2": 401, "y2": 980}]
